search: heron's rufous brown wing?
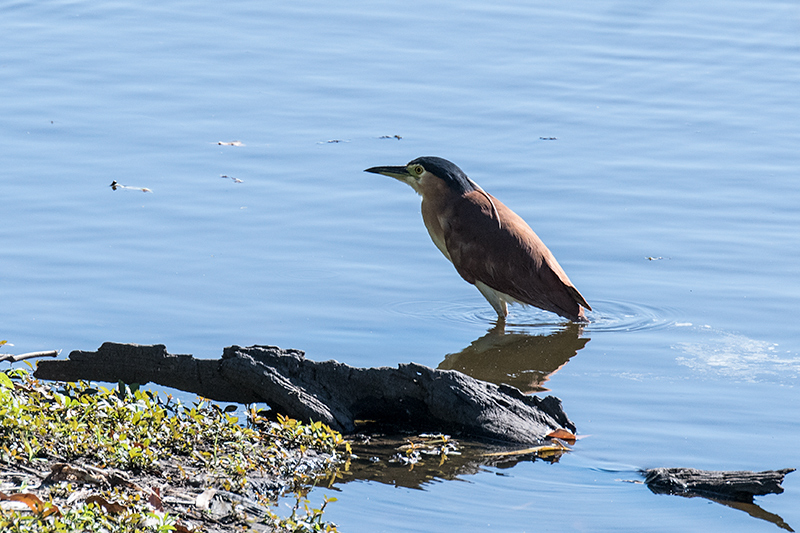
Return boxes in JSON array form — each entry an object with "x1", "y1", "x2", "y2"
[{"x1": 441, "y1": 191, "x2": 590, "y2": 320}]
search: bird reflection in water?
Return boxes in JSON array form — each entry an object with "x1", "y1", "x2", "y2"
[{"x1": 438, "y1": 322, "x2": 590, "y2": 393}]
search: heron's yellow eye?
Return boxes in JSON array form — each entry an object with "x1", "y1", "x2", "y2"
[{"x1": 412, "y1": 165, "x2": 424, "y2": 176}]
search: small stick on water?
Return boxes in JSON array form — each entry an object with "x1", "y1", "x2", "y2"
[
  {"x1": 0, "y1": 350, "x2": 60, "y2": 363},
  {"x1": 110, "y1": 181, "x2": 152, "y2": 193}
]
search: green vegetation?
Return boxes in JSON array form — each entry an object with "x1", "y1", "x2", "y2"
[{"x1": 0, "y1": 367, "x2": 349, "y2": 532}]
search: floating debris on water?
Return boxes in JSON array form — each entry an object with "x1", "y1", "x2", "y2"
[{"x1": 110, "y1": 180, "x2": 151, "y2": 193}]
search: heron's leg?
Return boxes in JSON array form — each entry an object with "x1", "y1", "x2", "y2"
[{"x1": 474, "y1": 281, "x2": 509, "y2": 318}]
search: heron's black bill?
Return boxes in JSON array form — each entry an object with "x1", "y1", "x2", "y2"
[{"x1": 364, "y1": 165, "x2": 410, "y2": 178}]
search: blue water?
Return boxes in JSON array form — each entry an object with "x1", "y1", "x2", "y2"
[{"x1": 2, "y1": 0, "x2": 799, "y2": 531}]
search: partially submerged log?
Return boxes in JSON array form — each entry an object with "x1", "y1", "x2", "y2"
[
  {"x1": 644, "y1": 467, "x2": 795, "y2": 503},
  {"x1": 35, "y1": 342, "x2": 575, "y2": 444}
]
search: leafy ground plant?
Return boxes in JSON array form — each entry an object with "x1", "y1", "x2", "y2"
[{"x1": 0, "y1": 367, "x2": 349, "y2": 532}]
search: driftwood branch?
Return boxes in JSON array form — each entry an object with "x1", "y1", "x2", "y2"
[
  {"x1": 644, "y1": 467, "x2": 795, "y2": 531},
  {"x1": 1, "y1": 350, "x2": 60, "y2": 364},
  {"x1": 644, "y1": 467, "x2": 795, "y2": 503},
  {"x1": 34, "y1": 342, "x2": 575, "y2": 443}
]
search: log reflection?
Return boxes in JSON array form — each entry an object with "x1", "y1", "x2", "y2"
[{"x1": 339, "y1": 434, "x2": 567, "y2": 490}]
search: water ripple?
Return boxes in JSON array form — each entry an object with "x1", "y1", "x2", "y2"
[
  {"x1": 387, "y1": 298, "x2": 677, "y2": 332},
  {"x1": 386, "y1": 300, "x2": 498, "y2": 326},
  {"x1": 583, "y1": 299, "x2": 678, "y2": 333}
]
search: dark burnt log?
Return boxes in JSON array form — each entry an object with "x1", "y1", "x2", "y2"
[
  {"x1": 644, "y1": 467, "x2": 795, "y2": 503},
  {"x1": 35, "y1": 342, "x2": 262, "y2": 404},
  {"x1": 35, "y1": 342, "x2": 575, "y2": 444}
]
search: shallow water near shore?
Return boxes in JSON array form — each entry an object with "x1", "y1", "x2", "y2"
[{"x1": 2, "y1": 0, "x2": 799, "y2": 530}]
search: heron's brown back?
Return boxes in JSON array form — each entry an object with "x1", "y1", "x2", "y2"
[{"x1": 441, "y1": 191, "x2": 591, "y2": 321}]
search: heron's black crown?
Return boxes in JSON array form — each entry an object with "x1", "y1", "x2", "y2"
[{"x1": 410, "y1": 156, "x2": 477, "y2": 195}]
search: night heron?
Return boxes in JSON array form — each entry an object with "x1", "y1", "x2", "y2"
[{"x1": 365, "y1": 156, "x2": 591, "y2": 323}]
